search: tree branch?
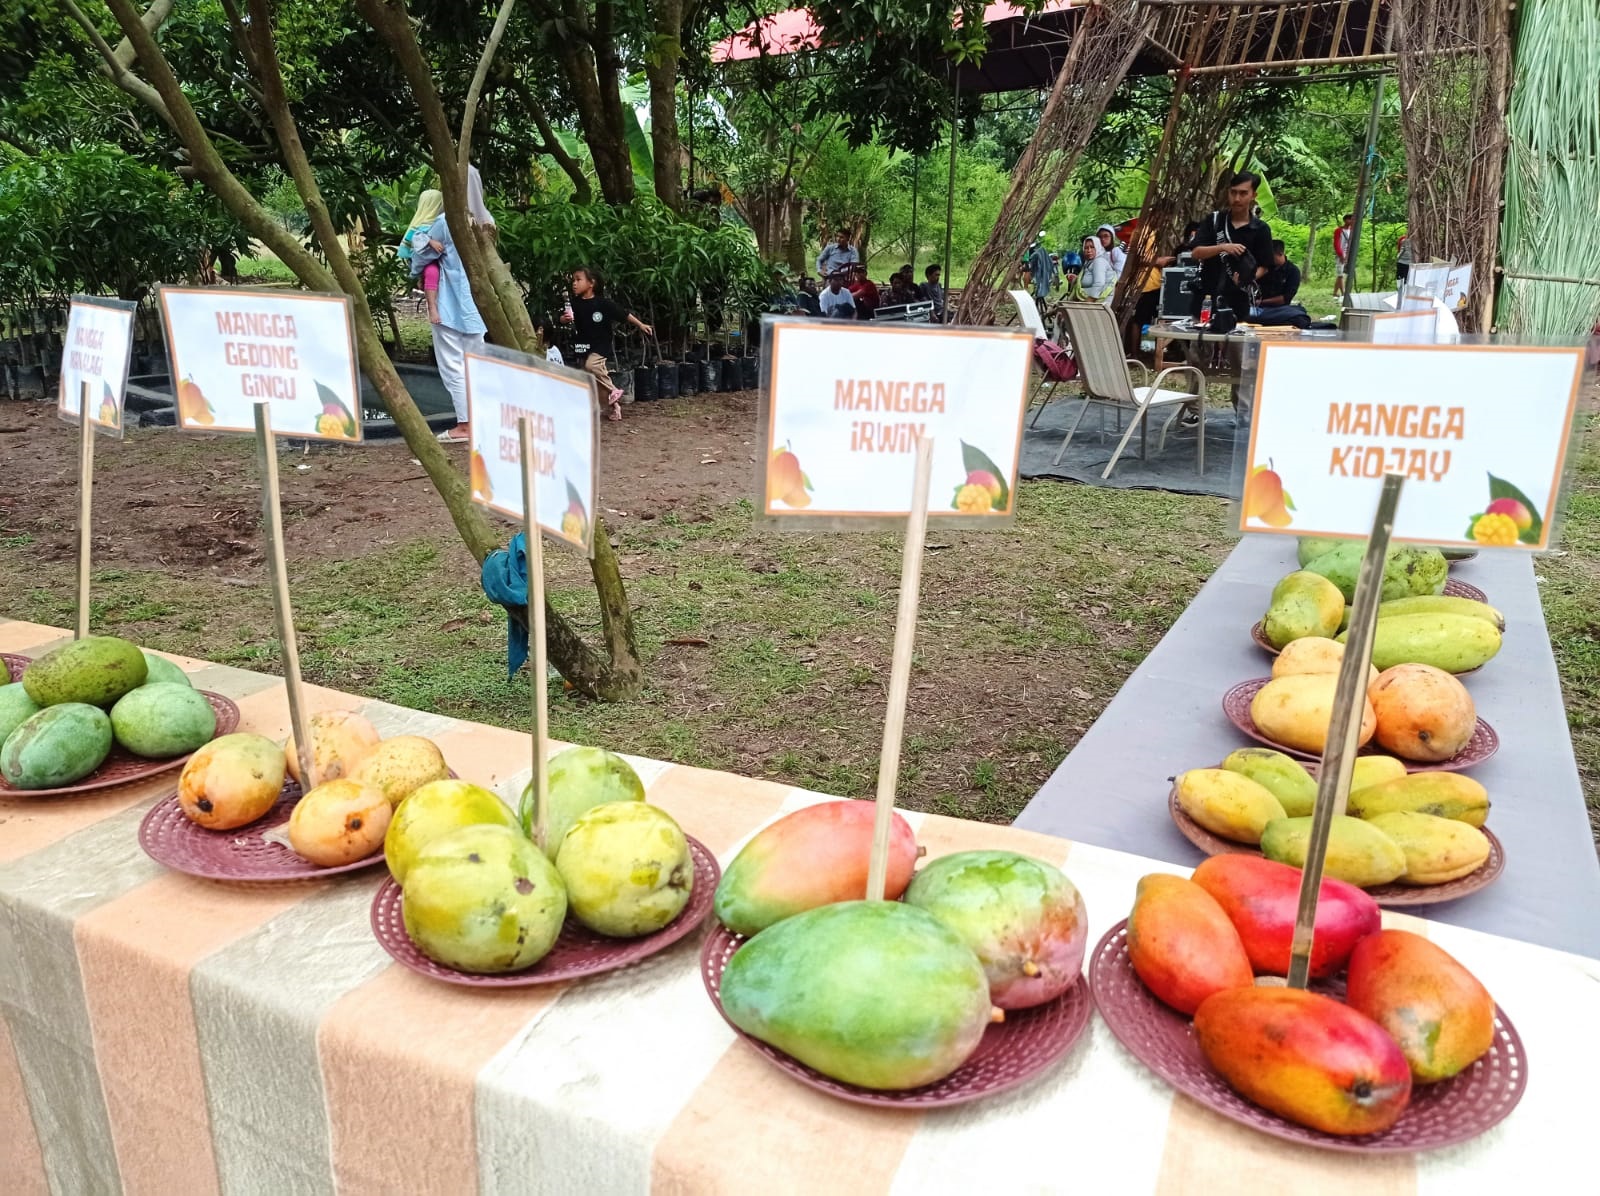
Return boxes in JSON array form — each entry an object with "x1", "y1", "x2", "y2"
[
  {"x1": 459, "y1": 0, "x2": 517, "y2": 173},
  {"x1": 111, "y1": 0, "x2": 175, "y2": 69},
  {"x1": 511, "y1": 74, "x2": 591, "y2": 202},
  {"x1": 60, "y1": 0, "x2": 174, "y2": 125}
]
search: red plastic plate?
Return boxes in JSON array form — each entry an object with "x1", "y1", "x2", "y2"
[
  {"x1": 1222, "y1": 677, "x2": 1498, "y2": 773},
  {"x1": 0, "y1": 689, "x2": 240, "y2": 799},
  {"x1": 699, "y1": 922, "x2": 1092, "y2": 1108},
  {"x1": 1089, "y1": 918, "x2": 1527, "y2": 1153},
  {"x1": 139, "y1": 778, "x2": 386, "y2": 881},
  {"x1": 1444, "y1": 578, "x2": 1486, "y2": 602},
  {"x1": 2, "y1": 652, "x2": 31, "y2": 682},
  {"x1": 370, "y1": 835, "x2": 720, "y2": 986},
  {"x1": 1167, "y1": 788, "x2": 1505, "y2": 907}
]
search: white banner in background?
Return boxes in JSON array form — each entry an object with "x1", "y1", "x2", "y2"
[
  {"x1": 58, "y1": 297, "x2": 136, "y2": 438},
  {"x1": 759, "y1": 320, "x2": 1033, "y2": 524},
  {"x1": 158, "y1": 286, "x2": 362, "y2": 441},
  {"x1": 465, "y1": 348, "x2": 598, "y2": 555},
  {"x1": 1240, "y1": 342, "x2": 1584, "y2": 550}
]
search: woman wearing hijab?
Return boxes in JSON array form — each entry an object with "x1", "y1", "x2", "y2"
[
  {"x1": 401, "y1": 189, "x2": 446, "y2": 323},
  {"x1": 1096, "y1": 224, "x2": 1127, "y2": 272},
  {"x1": 1077, "y1": 236, "x2": 1120, "y2": 300}
]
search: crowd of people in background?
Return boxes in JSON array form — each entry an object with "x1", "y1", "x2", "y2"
[{"x1": 774, "y1": 231, "x2": 948, "y2": 323}]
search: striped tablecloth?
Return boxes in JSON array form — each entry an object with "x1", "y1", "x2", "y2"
[{"x1": 2, "y1": 617, "x2": 1597, "y2": 1195}]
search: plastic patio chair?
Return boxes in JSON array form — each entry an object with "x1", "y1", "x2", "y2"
[
  {"x1": 1050, "y1": 301, "x2": 1206, "y2": 479},
  {"x1": 1008, "y1": 289, "x2": 1079, "y2": 427}
]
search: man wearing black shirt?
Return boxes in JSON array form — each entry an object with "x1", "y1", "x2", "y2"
[
  {"x1": 562, "y1": 266, "x2": 652, "y2": 421},
  {"x1": 1258, "y1": 241, "x2": 1301, "y2": 306},
  {"x1": 1191, "y1": 171, "x2": 1273, "y2": 318}
]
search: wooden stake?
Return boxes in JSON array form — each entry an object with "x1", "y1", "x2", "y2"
[
  {"x1": 867, "y1": 436, "x2": 935, "y2": 901},
  {"x1": 1286, "y1": 474, "x2": 1405, "y2": 989},
  {"x1": 254, "y1": 403, "x2": 315, "y2": 791},
  {"x1": 75, "y1": 381, "x2": 95, "y2": 640},
  {"x1": 519, "y1": 416, "x2": 551, "y2": 855}
]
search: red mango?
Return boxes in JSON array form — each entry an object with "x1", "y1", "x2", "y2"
[
  {"x1": 1195, "y1": 986, "x2": 1413, "y2": 1136},
  {"x1": 1192, "y1": 855, "x2": 1381, "y2": 979},
  {"x1": 713, "y1": 801, "x2": 918, "y2": 936},
  {"x1": 1126, "y1": 873, "x2": 1253, "y2": 1015},
  {"x1": 1346, "y1": 929, "x2": 1496, "y2": 1082}
]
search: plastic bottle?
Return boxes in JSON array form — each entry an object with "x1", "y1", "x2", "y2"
[{"x1": 1199, "y1": 296, "x2": 1213, "y2": 326}]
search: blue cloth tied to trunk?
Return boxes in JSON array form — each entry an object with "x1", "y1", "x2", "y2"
[{"x1": 481, "y1": 533, "x2": 531, "y2": 676}]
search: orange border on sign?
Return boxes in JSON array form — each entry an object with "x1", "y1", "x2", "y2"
[
  {"x1": 761, "y1": 320, "x2": 1034, "y2": 519},
  {"x1": 463, "y1": 347, "x2": 599, "y2": 555},
  {"x1": 57, "y1": 296, "x2": 135, "y2": 436},
  {"x1": 1241, "y1": 340, "x2": 1585, "y2": 551},
  {"x1": 157, "y1": 286, "x2": 362, "y2": 441}
]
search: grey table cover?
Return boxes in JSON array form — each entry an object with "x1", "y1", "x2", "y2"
[{"x1": 1016, "y1": 534, "x2": 1600, "y2": 959}]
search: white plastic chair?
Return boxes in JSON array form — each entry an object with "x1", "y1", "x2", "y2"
[{"x1": 1051, "y1": 302, "x2": 1207, "y2": 478}]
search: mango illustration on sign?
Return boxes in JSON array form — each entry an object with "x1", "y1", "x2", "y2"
[
  {"x1": 97, "y1": 379, "x2": 119, "y2": 429},
  {"x1": 949, "y1": 441, "x2": 1010, "y2": 513},
  {"x1": 769, "y1": 443, "x2": 813, "y2": 509},
  {"x1": 1465, "y1": 473, "x2": 1544, "y2": 547},
  {"x1": 470, "y1": 450, "x2": 492, "y2": 502},
  {"x1": 313, "y1": 380, "x2": 358, "y2": 440},
  {"x1": 176, "y1": 375, "x2": 215, "y2": 426},
  {"x1": 561, "y1": 479, "x2": 589, "y2": 543},
  {"x1": 1243, "y1": 461, "x2": 1295, "y2": 527}
]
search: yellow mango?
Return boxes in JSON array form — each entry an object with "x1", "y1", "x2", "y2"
[
  {"x1": 1219, "y1": 748, "x2": 1318, "y2": 818},
  {"x1": 1262, "y1": 572, "x2": 1345, "y2": 649},
  {"x1": 1347, "y1": 773, "x2": 1489, "y2": 826},
  {"x1": 1272, "y1": 637, "x2": 1379, "y2": 686},
  {"x1": 1260, "y1": 815, "x2": 1407, "y2": 888},
  {"x1": 1250, "y1": 674, "x2": 1376, "y2": 755},
  {"x1": 1366, "y1": 812, "x2": 1490, "y2": 884},
  {"x1": 1174, "y1": 768, "x2": 1286, "y2": 845},
  {"x1": 1350, "y1": 755, "x2": 1408, "y2": 792}
]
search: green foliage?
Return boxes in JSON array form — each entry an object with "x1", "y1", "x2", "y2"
[
  {"x1": 497, "y1": 197, "x2": 772, "y2": 338},
  {"x1": 0, "y1": 145, "x2": 247, "y2": 303}
]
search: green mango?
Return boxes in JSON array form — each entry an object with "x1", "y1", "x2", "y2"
[
  {"x1": 21, "y1": 636, "x2": 147, "y2": 708},
  {"x1": 519, "y1": 744, "x2": 644, "y2": 857},
  {"x1": 0, "y1": 682, "x2": 43, "y2": 746},
  {"x1": 1, "y1": 703, "x2": 113, "y2": 789},
  {"x1": 720, "y1": 901, "x2": 994, "y2": 1089},
  {"x1": 1338, "y1": 613, "x2": 1501, "y2": 673},
  {"x1": 141, "y1": 653, "x2": 193, "y2": 687},
  {"x1": 1303, "y1": 543, "x2": 1448, "y2": 604},
  {"x1": 1220, "y1": 747, "x2": 1319, "y2": 818},
  {"x1": 1260, "y1": 815, "x2": 1407, "y2": 888},
  {"x1": 1296, "y1": 537, "x2": 1348, "y2": 567},
  {"x1": 1262, "y1": 571, "x2": 1345, "y2": 648},
  {"x1": 110, "y1": 682, "x2": 217, "y2": 758}
]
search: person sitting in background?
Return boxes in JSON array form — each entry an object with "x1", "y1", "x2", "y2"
[
  {"x1": 534, "y1": 316, "x2": 565, "y2": 366},
  {"x1": 845, "y1": 262, "x2": 879, "y2": 319},
  {"x1": 1096, "y1": 224, "x2": 1127, "y2": 272},
  {"x1": 1251, "y1": 240, "x2": 1310, "y2": 328},
  {"x1": 816, "y1": 230, "x2": 858, "y2": 279},
  {"x1": 819, "y1": 273, "x2": 856, "y2": 319},
  {"x1": 1077, "y1": 235, "x2": 1119, "y2": 300},
  {"x1": 886, "y1": 269, "x2": 920, "y2": 307},
  {"x1": 919, "y1": 264, "x2": 945, "y2": 321}
]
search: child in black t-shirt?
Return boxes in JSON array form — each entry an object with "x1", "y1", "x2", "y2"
[{"x1": 561, "y1": 267, "x2": 654, "y2": 421}]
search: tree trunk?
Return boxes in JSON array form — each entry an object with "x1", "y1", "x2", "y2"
[
  {"x1": 1304, "y1": 221, "x2": 1319, "y2": 280},
  {"x1": 644, "y1": 0, "x2": 684, "y2": 211}
]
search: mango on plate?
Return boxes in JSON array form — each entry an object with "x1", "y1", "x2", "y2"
[
  {"x1": 519, "y1": 744, "x2": 645, "y2": 857},
  {"x1": 1376, "y1": 595, "x2": 1504, "y2": 632},
  {"x1": 713, "y1": 800, "x2": 918, "y2": 936},
  {"x1": 288, "y1": 778, "x2": 391, "y2": 867},
  {"x1": 1260, "y1": 815, "x2": 1407, "y2": 888},
  {"x1": 1262, "y1": 572, "x2": 1344, "y2": 649},
  {"x1": 21, "y1": 636, "x2": 147, "y2": 708},
  {"x1": 555, "y1": 801, "x2": 693, "y2": 937},
  {"x1": 0, "y1": 703, "x2": 113, "y2": 789},
  {"x1": 904, "y1": 850, "x2": 1087, "y2": 1010},
  {"x1": 284, "y1": 710, "x2": 380, "y2": 785},
  {"x1": 1350, "y1": 754, "x2": 1408, "y2": 791},
  {"x1": 385, "y1": 779, "x2": 517, "y2": 885},
  {"x1": 1250, "y1": 673, "x2": 1376, "y2": 755},
  {"x1": 1304, "y1": 543, "x2": 1446, "y2": 604},
  {"x1": 1368, "y1": 664, "x2": 1476, "y2": 762},
  {"x1": 109, "y1": 682, "x2": 216, "y2": 758},
  {"x1": 0, "y1": 682, "x2": 42, "y2": 746},
  {"x1": 1219, "y1": 748, "x2": 1317, "y2": 818},
  {"x1": 719, "y1": 901, "x2": 994, "y2": 1090},
  {"x1": 1347, "y1": 613, "x2": 1501, "y2": 674},
  {"x1": 1172, "y1": 768, "x2": 1285, "y2": 844},
  {"x1": 1195, "y1": 987, "x2": 1412, "y2": 1135},
  {"x1": 350, "y1": 735, "x2": 449, "y2": 808},
  {"x1": 1126, "y1": 874, "x2": 1253, "y2": 1015},
  {"x1": 1366, "y1": 811, "x2": 1490, "y2": 884},
  {"x1": 1271, "y1": 636, "x2": 1378, "y2": 686},
  {"x1": 1345, "y1": 929, "x2": 1495, "y2": 1082},
  {"x1": 1347, "y1": 772, "x2": 1489, "y2": 825},
  {"x1": 1192, "y1": 855, "x2": 1379, "y2": 978},
  {"x1": 141, "y1": 653, "x2": 193, "y2": 688},
  {"x1": 178, "y1": 732, "x2": 286, "y2": 829},
  {"x1": 1296, "y1": 536, "x2": 1348, "y2": 567}
]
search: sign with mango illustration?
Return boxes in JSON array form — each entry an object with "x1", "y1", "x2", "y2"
[
  {"x1": 156, "y1": 287, "x2": 362, "y2": 442},
  {"x1": 759, "y1": 318, "x2": 1032, "y2": 525},
  {"x1": 1241, "y1": 342, "x2": 1584, "y2": 550},
  {"x1": 464, "y1": 347, "x2": 597, "y2": 555},
  {"x1": 58, "y1": 296, "x2": 135, "y2": 439}
]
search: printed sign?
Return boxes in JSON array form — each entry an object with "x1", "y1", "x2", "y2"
[
  {"x1": 465, "y1": 348, "x2": 598, "y2": 554},
  {"x1": 1241, "y1": 342, "x2": 1584, "y2": 550},
  {"x1": 759, "y1": 319, "x2": 1033, "y2": 523},
  {"x1": 157, "y1": 286, "x2": 362, "y2": 441},
  {"x1": 1369, "y1": 309, "x2": 1439, "y2": 344},
  {"x1": 1442, "y1": 264, "x2": 1473, "y2": 311},
  {"x1": 58, "y1": 296, "x2": 136, "y2": 438}
]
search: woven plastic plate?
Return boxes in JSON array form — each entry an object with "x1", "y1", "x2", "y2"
[
  {"x1": 1223, "y1": 677, "x2": 1498, "y2": 773},
  {"x1": 1167, "y1": 788, "x2": 1505, "y2": 907},
  {"x1": 0, "y1": 691, "x2": 240, "y2": 799},
  {"x1": 700, "y1": 922, "x2": 1092, "y2": 1108},
  {"x1": 139, "y1": 778, "x2": 387, "y2": 881},
  {"x1": 1250, "y1": 578, "x2": 1488, "y2": 664},
  {"x1": 370, "y1": 835, "x2": 720, "y2": 986},
  {"x1": 1089, "y1": 918, "x2": 1527, "y2": 1153},
  {"x1": 2, "y1": 652, "x2": 31, "y2": 682}
]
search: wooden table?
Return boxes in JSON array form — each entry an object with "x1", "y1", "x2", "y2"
[{"x1": 3, "y1": 617, "x2": 1596, "y2": 1194}]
